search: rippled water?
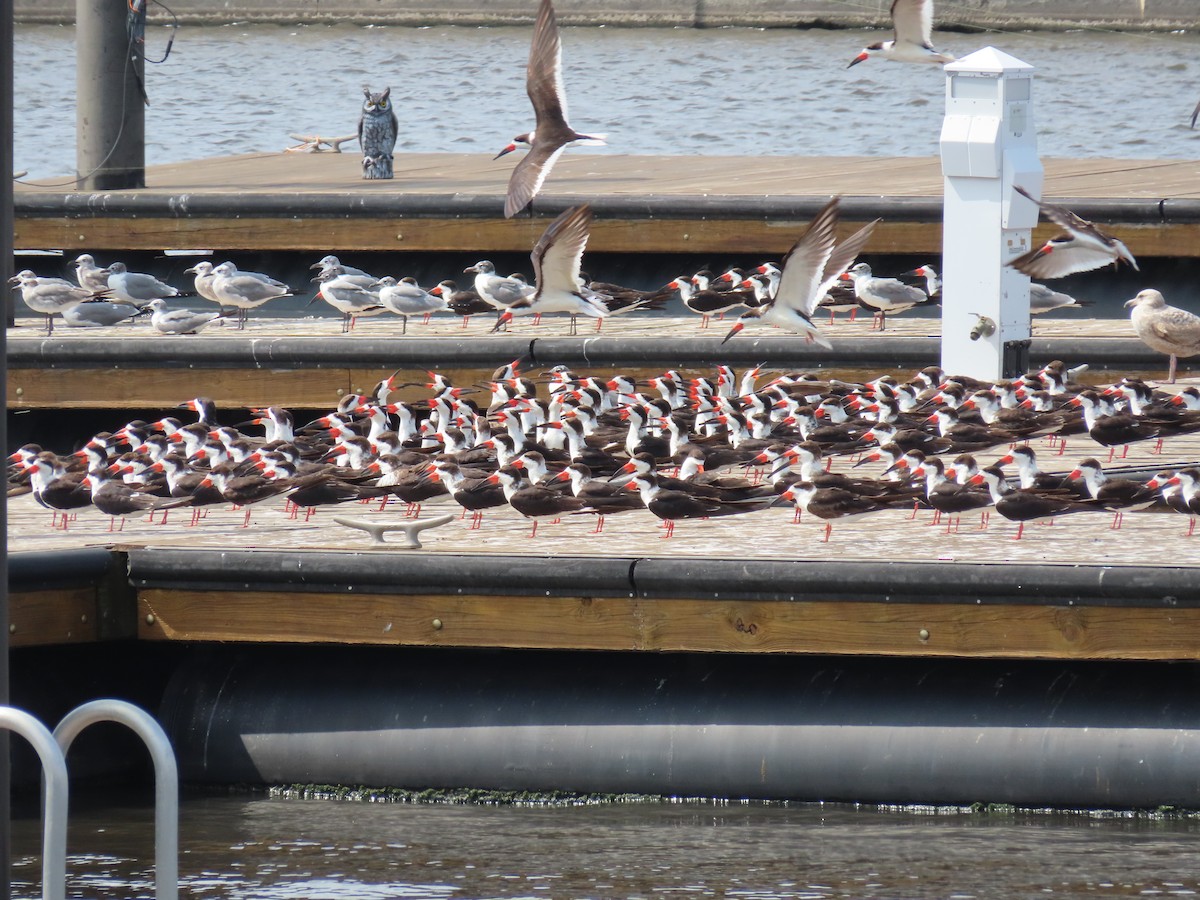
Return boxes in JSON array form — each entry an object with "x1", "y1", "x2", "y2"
[
  {"x1": 10, "y1": 794, "x2": 1200, "y2": 899},
  {"x1": 12, "y1": 23, "x2": 1200, "y2": 180}
]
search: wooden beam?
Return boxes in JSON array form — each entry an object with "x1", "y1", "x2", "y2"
[
  {"x1": 137, "y1": 588, "x2": 1200, "y2": 660},
  {"x1": 9, "y1": 589, "x2": 99, "y2": 647}
]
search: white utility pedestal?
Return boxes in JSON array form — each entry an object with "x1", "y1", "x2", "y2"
[{"x1": 939, "y1": 47, "x2": 1043, "y2": 380}]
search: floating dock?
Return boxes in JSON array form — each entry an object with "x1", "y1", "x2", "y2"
[
  {"x1": 9, "y1": 150, "x2": 1200, "y2": 808},
  {"x1": 13, "y1": 153, "x2": 1200, "y2": 257}
]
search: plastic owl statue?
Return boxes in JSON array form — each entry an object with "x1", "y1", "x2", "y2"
[{"x1": 358, "y1": 86, "x2": 398, "y2": 179}]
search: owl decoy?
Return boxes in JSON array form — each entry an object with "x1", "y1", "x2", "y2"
[{"x1": 359, "y1": 86, "x2": 398, "y2": 180}]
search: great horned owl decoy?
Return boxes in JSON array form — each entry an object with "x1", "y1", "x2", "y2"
[{"x1": 358, "y1": 86, "x2": 398, "y2": 179}]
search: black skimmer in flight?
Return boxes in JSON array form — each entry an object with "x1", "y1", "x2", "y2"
[
  {"x1": 1125, "y1": 289, "x2": 1200, "y2": 384},
  {"x1": 1009, "y1": 186, "x2": 1139, "y2": 279},
  {"x1": 847, "y1": 0, "x2": 956, "y2": 67},
  {"x1": 723, "y1": 199, "x2": 879, "y2": 349},
  {"x1": 491, "y1": 205, "x2": 609, "y2": 334},
  {"x1": 496, "y1": 0, "x2": 606, "y2": 218}
]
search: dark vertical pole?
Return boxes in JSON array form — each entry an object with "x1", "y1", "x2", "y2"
[
  {"x1": 1, "y1": 0, "x2": 12, "y2": 894},
  {"x1": 76, "y1": 0, "x2": 145, "y2": 189}
]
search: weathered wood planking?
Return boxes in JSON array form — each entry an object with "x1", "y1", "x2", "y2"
[
  {"x1": 135, "y1": 589, "x2": 1200, "y2": 660},
  {"x1": 9, "y1": 588, "x2": 99, "y2": 647},
  {"x1": 15, "y1": 153, "x2": 1200, "y2": 255}
]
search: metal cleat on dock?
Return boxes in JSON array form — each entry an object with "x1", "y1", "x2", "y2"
[
  {"x1": 284, "y1": 133, "x2": 358, "y2": 153},
  {"x1": 332, "y1": 513, "x2": 455, "y2": 548}
]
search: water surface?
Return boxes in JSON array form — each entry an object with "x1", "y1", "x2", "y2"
[
  {"x1": 10, "y1": 794, "x2": 1200, "y2": 899},
  {"x1": 13, "y1": 23, "x2": 1200, "y2": 181}
]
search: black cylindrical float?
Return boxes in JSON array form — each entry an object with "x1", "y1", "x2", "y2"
[{"x1": 161, "y1": 646, "x2": 1200, "y2": 808}]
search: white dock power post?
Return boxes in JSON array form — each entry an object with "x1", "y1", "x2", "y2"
[{"x1": 939, "y1": 47, "x2": 1043, "y2": 380}]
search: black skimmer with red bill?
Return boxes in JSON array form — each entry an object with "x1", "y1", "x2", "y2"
[
  {"x1": 1067, "y1": 390, "x2": 1165, "y2": 460},
  {"x1": 970, "y1": 465, "x2": 1095, "y2": 541},
  {"x1": 1066, "y1": 458, "x2": 1158, "y2": 530},
  {"x1": 847, "y1": 0, "x2": 956, "y2": 67},
  {"x1": 430, "y1": 460, "x2": 507, "y2": 530},
  {"x1": 496, "y1": 0, "x2": 606, "y2": 218},
  {"x1": 1147, "y1": 469, "x2": 1200, "y2": 536},
  {"x1": 624, "y1": 472, "x2": 773, "y2": 539},
  {"x1": 840, "y1": 262, "x2": 930, "y2": 332},
  {"x1": 491, "y1": 205, "x2": 609, "y2": 335},
  {"x1": 558, "y1": 462, "x2": 643, "y2": 533},
  {"x1": 722, "y1": 198, "x2": 879, "y2": 349},
  {"x1": 671, "y1": 275, "x2": 748, "y2": 329},
  {"x1": 912, "y1": 456, "x2": 992, "y2": 533},
  {"x1": 1009, "y1": 186, "x2": 1139, "y2": 279},
  {"x1": 491, "y1": 465, "x2": 591, "y2": 537},
  {"x1": 24, "y1": 452, "x2": 92, "y2": 529},
  {"x1": 1124, "y1": 289, "x2": 1200, "y2": 384},
  {"x1": 84, "y1": 467, "x2": 192, "y2": 532},
  {"x1": 778, "y1": 481, "x2": 909, "y2": 543}
]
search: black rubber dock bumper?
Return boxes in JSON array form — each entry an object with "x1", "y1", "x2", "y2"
[{"x1": 160, "y1": 644, "x2": 1200, "y2": 808}]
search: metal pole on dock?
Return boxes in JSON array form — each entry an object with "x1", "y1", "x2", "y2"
[
  {"x1": 76, "y1": 0, "x2": 145, "y2": 189},
  {"x1": 1, "y1": 0, "x2": 12, "y2": 890},
  {"x1": 938, "y1": 47, "x2": 1043, "y2": 381}
]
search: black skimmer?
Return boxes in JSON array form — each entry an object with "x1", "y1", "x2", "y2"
[
  {"x1": 496, "y1": 0, "x2": 606, "y2": 218},
  {"x1": 491, "y1": 465, "x2": 590, "y2": 536},
  {"x1": 1009, "y1": 186, "x2": 1138, "y2": 279},
  {"x1": 25, "y1": 452, "x2": 92, "y2": 529},
  {"x1": 9, "y1": 270, "x2": 102, "y2": 333},
  {"x1": 840, "y1": 262, "x2": 929, "y2": 331},
  {"x1": 847, "y1": 0, "x2": 956, "y2": 67},
  {"x1": 778, "y1": 481, "x2": 908, "y2": 543},
  {"x1": 723, "y1": 199, "x2": 879, "y2": 349},
  {"x1": 912, "y1": 456, "x2": 992, "y2": 532},
  {"x1": 558, "y1": 462, "x2": 643, "y2": 533},
  {"x1": 1125, "y1": 289, "x2": 1200, "y2": 384},
  {"x1": 1066, "y1": 458, "x2": 1157, "y2": 530},
  {"x1": 970, "y1": 465, "x2": 1094, "y2": 541},
  {"x1": 145, "y1": 298, "x2": 226, "y2": 335},
  {"x1": 671, "y1": 274, "x2": 747, "y2": 329},
  {"x1": 1147, "y1": 469, "x2": 1200, "y2": 536},
  {"x1": 491, "y1": 205, "x2": 609, "y2": 335},
  {"x1": 1067, "y1": 390, "x2": 1164, "y2": 460},
  {"x1": 624, "y1": 472, "x2": 771, "y2": 539},
  {"x1": 84, "y1": 467, "x2": 192, "y2": 532},
  {"x1": 430, "y1": 460, "x2": 507, "y2": 529},
  {"x1": 209, "y1": 261, "x2": 294, "y2": 329},
  {"x1": 994, "y1": 446, "x2": 1080, "y2": 495}
]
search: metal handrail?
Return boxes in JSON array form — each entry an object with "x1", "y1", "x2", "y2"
[
  {"x1": 0, "y1": 707, "x2": 68, "y2": 900},
  {"x1": 53, "y1": 699, "x2": 179, "y2": 900}
]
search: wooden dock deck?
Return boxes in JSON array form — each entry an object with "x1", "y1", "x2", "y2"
[{"x1": 14, "y1": 153, "x2": 1200, "y2": 257}]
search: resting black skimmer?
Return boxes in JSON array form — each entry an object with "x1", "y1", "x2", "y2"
[
  {"x1": 847, "y1": 0, "x2": 955, "y2": 67},
  {"x1": 1009, "y1": 186, "x2": 1138, "y2": 279},
  {"x1": 496, "y1": 0, "x2": 606, "y2": 218}
]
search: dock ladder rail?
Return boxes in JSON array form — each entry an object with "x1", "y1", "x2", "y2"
[{"x1": 1, "y1": 699, "x2": 180, "y2": 900}]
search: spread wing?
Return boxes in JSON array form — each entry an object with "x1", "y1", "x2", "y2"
[
  {"x1": 774, "y1": 198, "x2": 840, "y2": 318},
  {"x1": 532, "y1": 204, "x2": 592, "y2": 296},
  {"x1": 526, "y1": 0, "x2": 567, "y2": 130},
  {"x1": 1009, "y1": 241, "x2": 1119, "y2": 279},
  {"x1": 1014, "y1": 185, "x2": 1095, "y2": 237},
  {"x1": 891, "y1": 0, "x2": 934, "y2": 47},
  {"x1": 505, "y1": 143, "x2": 566, "y2": 218}
]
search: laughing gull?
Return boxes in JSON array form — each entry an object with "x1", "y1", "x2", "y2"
[
  {"x1": 9, "y1": 270, "x2": 99, "y2": 333},
  {"x1": 146, "y1": 298, "x2": 226, "y2": 335},
  {"x1": 210, "y1": 261, "x2": 294, "y2": 329},
  {"x1": 105, "y1": 261, "x2": 182, "y2": 305}
]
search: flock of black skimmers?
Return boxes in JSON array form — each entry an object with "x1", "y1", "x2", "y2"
[{"x1": 11, "y1": 360, "x2": 1200, "y2": 544}]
